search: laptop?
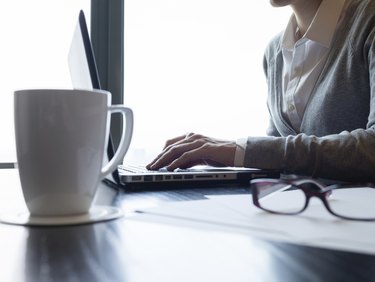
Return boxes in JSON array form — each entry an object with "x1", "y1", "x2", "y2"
[{"x1": 68, "y1": 10, "x2": 279, "y2": 188}]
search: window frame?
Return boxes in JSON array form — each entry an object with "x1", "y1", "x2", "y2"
[{"x1": 91, "y1": 0, "x2": 124, "y2": 150}]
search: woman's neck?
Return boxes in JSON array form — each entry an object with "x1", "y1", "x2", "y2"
[{"x1": 291, "y1": 0, "x2": 323, "y2": 36}]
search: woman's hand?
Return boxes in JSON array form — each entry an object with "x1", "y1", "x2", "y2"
[{"x1": 146, "y1": 133, "x2": 237, "y2": 171}]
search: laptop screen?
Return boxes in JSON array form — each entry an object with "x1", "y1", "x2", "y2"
[
  {"x1": 68, "y1": 10, "x2": 121, "y2": 185},
  {"x1": 68, "y1": 11, "x2": 100, "y2": 90}
]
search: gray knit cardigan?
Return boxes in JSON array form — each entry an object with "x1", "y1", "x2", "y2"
[{"x1": 244, "y1": 0, "x2": 375, "y2": 182}]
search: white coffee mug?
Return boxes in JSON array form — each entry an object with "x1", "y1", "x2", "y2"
[{"x1": 14, "y1": 89, "x2": 133, "y2": 217}]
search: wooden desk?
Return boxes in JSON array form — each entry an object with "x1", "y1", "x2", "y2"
[{"x1": 1, "y1": 170, "x2": 375, "y2": 282}]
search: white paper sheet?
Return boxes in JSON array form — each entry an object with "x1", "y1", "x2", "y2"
[{"x1": 135, "y1": 188, "x2": 375, "y2": 255}]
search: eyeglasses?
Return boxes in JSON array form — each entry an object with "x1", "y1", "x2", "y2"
[{"x1": 250, "y1": 178, "x2": 375, "y2": 221}]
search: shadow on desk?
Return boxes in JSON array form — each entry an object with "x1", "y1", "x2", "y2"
[
  {"x1": 24, "y1": 222, "x2": 127, "y2": 282},
  {"x1": 1, "y1": 170, "x2": 375, "y2": 282},
  {"x1": 104, "y1": 177, "x2": 253, "y2": 193},
  {"x1": 21, "y1": 217, "x2": 375, "y2": 282}
]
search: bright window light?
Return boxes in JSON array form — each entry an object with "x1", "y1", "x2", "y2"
[
  {"x1": 124, "y1": 0, "x2": 291, "y2": 164},
  {"x1": 0, "y1": 0, "x2": 90, "y2": 162}
]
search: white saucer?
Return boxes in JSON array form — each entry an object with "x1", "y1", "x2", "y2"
[{"x1": 0, "y1": 206, "x2": 123, "y2": 226}]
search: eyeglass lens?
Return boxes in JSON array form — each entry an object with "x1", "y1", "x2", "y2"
[
  {"x1": 255, "y1": 182, "x2": 375, "y2": 220},
  {"x1": 327, "y1": 187, "x2": 375, "y2": 219},
  {"x1": 257, "y1": 184, "x2": 306, "y2": 214}
]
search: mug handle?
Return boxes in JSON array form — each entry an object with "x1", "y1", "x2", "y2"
[{"x1": 100, "y1": 105, "x2": 133, "y2": 178}]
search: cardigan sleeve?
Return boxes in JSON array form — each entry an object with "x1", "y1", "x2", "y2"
[
  {"x1": 244, "y1": 5, "x2": 375, "y2": 182},
  {"x1": 245, "y1": 35, "x2": 375, "y2": 182},
  {"x1": 244, "y1": 130, "x2": 375, "y2": 182}
]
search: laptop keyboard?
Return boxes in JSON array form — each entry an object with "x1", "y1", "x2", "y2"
[
  {"x1": 119, "y1": 164, "x2": 188, "y2": 174},
  {"x1": 119, "y1": 164, "x2": 173, "y2": 174},
  {"x1": 119, "y1": 164, "x2": 158, "y2": 173}
]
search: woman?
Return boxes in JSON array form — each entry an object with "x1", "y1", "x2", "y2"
[{"x1": 147, "y1": 0, "x2": 375, "y2": 182}]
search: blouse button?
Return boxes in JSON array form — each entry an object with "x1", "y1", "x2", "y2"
[{"x1": 288, "y1": 104, "x2": 295, "y2": 112}]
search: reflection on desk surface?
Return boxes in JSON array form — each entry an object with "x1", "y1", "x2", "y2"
[{"x1": 0, "y1": 169, "x2": 375, "y2": 282}]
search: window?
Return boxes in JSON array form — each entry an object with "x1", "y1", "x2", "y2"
[
  {"x1": 1, "y1": 1, "x2": 290, "y2": 165},
  {"x1": 0, "y1": 0, "x2": 89, "y2": 163},
  {"x1": 124, "y1": 1, "x2": 291, "y2": 164}
]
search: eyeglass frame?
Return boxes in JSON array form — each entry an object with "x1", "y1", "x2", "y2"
[{"x1": 250, "y1": 178, "x2": 375, "y2": 221}]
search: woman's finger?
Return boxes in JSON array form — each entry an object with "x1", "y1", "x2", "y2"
[{"x1": 148, "y1": 138, "x2": 206, "y2": 170}]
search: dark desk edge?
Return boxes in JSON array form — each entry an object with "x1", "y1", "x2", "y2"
[{"x1": 0, "y1": 163, "x2": 17, "y2": 169}]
